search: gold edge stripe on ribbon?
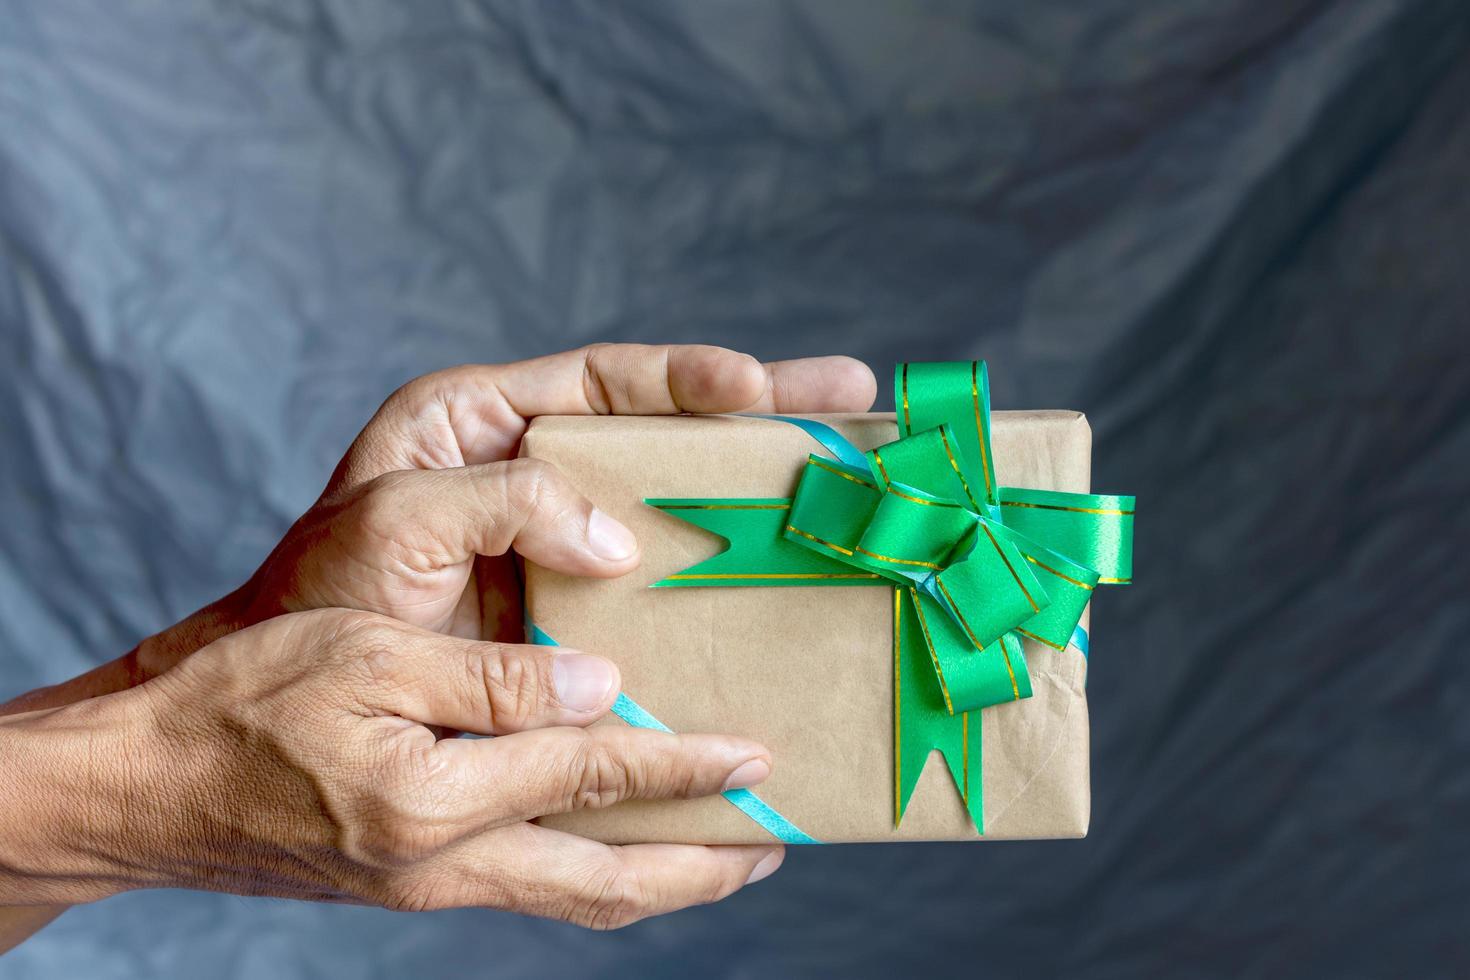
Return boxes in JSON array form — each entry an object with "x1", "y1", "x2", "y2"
[
  {"x1": 938, "y1": 426, "x2": 983, "y2": 513},
  {"x1": 935, "y1": 579, "x2": 984, "y2": 649},
  {"x1": 1023, "y1": 554, "x2": 1096, "y2": 591},
  {"x1": 886, "y1": 484, "x2": 962, "y2": 509},
  {"x1": 936, "y1": 579, "x2": 1020, "y2": 700},
  {"x1": 855, "y1": 546, "x2": 943, "y2": 570},
  {"x1": 962, "y1": 711, "x2": 969, "y2": 806},
  {"x1": 901, "y1": 364, "x2": 912, "y2": 436},
  {"x1": 656, "y1": 503, "x2": 790, "y2": 510},
  {"x1": 785, "y1": 524, "x2": 855, "y2": 557},
  {"x1": 1098, "y1": 576, "x2": 1132, "y2": 584},
  {"x1": 980, "y1": 523, "x2": 1041, "y2": 612},
  {"x1": 907, "y1": 588, "x2": 955, "y2": 715},
  {"x1": 999, "y1": 638, "x2": 1019, "y2": 700},
  {"x1": 893, "y1": 587, "x2": 901, "y2": 827},
  {"x1": 809, "y1": 456, "x2": 877, "y2": 489},
  {"x1": 1014, "y1": 626, "x2": 1067, "y2": 653},
  {"x1": 1000, "y1": 500, "x2": 1135, "y2": 516},
  {"x1": 871, "y1": 449, "x2": 891, "y2": 485},
  {"x1": 667, "y1": 573, "x2": 880, "y2": 580},
  {"x1": 970, "y1": 361, "x2": 994, "y2": 498}
]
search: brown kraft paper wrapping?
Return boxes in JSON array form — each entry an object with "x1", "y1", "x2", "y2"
[{"x1": 521, "y1": 411, "x2": 1092, "y2": 844}]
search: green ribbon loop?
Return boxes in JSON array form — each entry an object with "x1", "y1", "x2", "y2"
[{"x1": 647, "y1": 362, "x2": 1134, "y2": 834}]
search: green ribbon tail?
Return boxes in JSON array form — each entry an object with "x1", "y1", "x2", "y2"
[
  {"x1": 998, "y1": 487, "x2": 1135, "y2": 585},
  {"x1": 895, "y1": 589, "x2": 984, "y2": 833},
  {"x1": 646, "y1": 498, "x2": 884, "y2": 586}
]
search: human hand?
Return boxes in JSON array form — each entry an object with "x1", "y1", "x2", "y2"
[
  {"x1": 0, "y1": 343, "x2": 871, "y2": 944},
  {"x1": 131, "y1": 343, "x2": 876, "y2": 679},
  {"x1": 1, "y1": 609, "x2": 783, "y2": 927}
]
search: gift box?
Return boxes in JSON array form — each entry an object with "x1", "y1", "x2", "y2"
[{"x1": 523, "y1": 363, "x2": 1132, "y2": 845}]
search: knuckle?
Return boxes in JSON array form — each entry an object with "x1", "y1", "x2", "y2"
[
  {"x1": 328, "y1": 607, "x2": 400, "y2": 643},
  {"x1": 382, "y1": 377, "x2": 422, "y2": 413},
  {"x1": 567, "y1": 736, "x2": 635, "y2": 811},
  {"x1": 358, "y1": 646, "x2": 399, "y2": 689},
  {"x1": 697, "y1": 870, "x2": 732, "y2": 906},
  {"x1": 500, "y1": 457, "x2": 579, "y2": 532},
  {"x1": 474, "y1": 648, "x2": 549, "y2": 730},
  {"x1": 579, "y1": 343, "x2": 616, "y2": 414},
  {"x1": 354, "y1": 471, "x2": 410, "y2": 533},
  {"x1": 374, "y1": 875, "x2": 440, "y2": 914},
  {"x1": 298, "y1": 609, "x2": 401, "y2": 670},
  {"x1": 356, "y1": 816, "x2": 420, "y2": 866},
  {"x1": 673, "y1": 744, "x2": 704, "y2": 799},
  {"x1": 334, "y1": 743, "x2": 457, "y2": 869},
  {"x1": 353, "y1": 470, "x2": 457, "y2": 575},
  {"x1": 383, "y1": 370, "x2": 449, "y2": 417},
  {"x1": 503, "y1": 457, "x2": 556, "y2": 510},
  {"x1": 352, "y1": 793, "x2": 447, "y2": 867},
  {"x1": 331, "y1": 614, "x2": 408, "y2": 678},
  {"x1": 573, "y1": 866, "x2": 647, "y2": 931}
]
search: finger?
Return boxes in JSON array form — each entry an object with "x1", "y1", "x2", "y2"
[
  {"x1": 504, "y1": 344, "x2": 770, "y2": 416},
  {"x1": 358, "y1": 626, "x2": 620, "y2": 734},
  {"x1": 431, "y1": 723, "x2": 773, "y2": 824},
  {"x1": 743, "y1": 355, "x2": 878, "y2": 414},
  {"x1": 347, "y1": 457, "x2": 640, "y2": 580},
  {"x1": 330, "y1": 345, "x2": 877, "y2": 491},
  {"x1": 332, "y1": 344, "x2": 761, "y2": 489},
  {"x1": 486, "y1": 345, "x2": 877, "y2": 418},
  {"x1": 403, "y1": 822, "x2": 783, "y2": 927}
]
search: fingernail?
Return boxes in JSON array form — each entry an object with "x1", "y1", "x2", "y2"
[
  {"x1": 587, "y1": 508, "x2": 638, "y2": 561},
  {"x1": 744, "y1": 849, "x2": 784, "y2": 886},
  {"x1": 722, "y1": 758, "x2": 771, "y2": 792},
  {"x1": 553, "y1": 654, "x2": 618, "y2": 712}
]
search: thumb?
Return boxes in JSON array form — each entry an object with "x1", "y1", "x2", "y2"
[
  {"x1": 348, "y1": 457, "x2": 640, "y2": 578},
  {"x1": 358, "y1": 624, "x2": 622, "y2": 735}
]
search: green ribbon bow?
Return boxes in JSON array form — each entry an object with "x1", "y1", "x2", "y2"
[{"x1": 648, "y1": 362, "x2": 1134, "y2": 833}]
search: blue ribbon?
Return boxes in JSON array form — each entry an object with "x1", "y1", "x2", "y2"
[
  {"x1": 527, "y1": 621, "x2": 821, "y2": 845},
  {"x1": 742, "y1": 414, "x2": 871, "y2": 469}
]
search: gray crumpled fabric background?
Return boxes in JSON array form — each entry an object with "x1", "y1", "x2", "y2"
[{"x1": 3, "y1": 1, "x2": 1468, "y2": 977}]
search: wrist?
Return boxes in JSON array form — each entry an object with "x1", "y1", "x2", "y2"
[
  {"x1": 0, "y1": 694, "x2": 165, "y2": 904},
  {"x1": 132, "y1": 587, "x2": 251, "y2": 682},
  {"x1": 0, "y1": 590, "x2": 251, "y2": 718}
]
